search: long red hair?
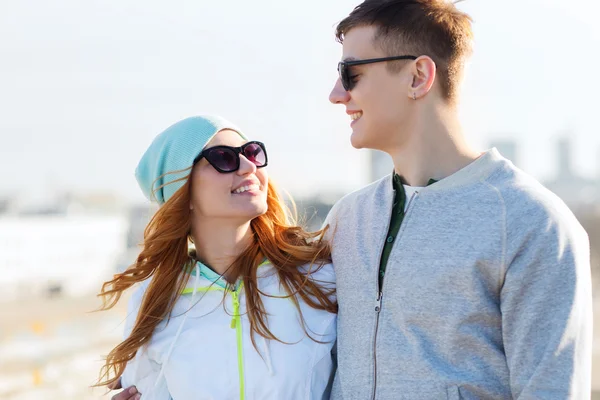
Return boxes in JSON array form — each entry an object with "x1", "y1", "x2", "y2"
[{"x1": 96, "y1": 173, "x2": 335, "y2": 387}]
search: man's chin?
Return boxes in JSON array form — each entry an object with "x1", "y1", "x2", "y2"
[{"x1": 350, "y1": 131, "x2": 366, "y2": 149}]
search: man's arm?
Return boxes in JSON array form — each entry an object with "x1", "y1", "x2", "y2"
[{"x1": 501, "y1": 212, "x2": 593, "y2": 398}]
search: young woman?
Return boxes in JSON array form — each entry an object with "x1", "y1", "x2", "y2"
[{"x1": 97, "y1": 116, "x2": 337, "y2": 399}]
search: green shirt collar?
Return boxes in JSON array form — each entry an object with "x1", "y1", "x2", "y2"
[{"x1": 392, "y1": 173, "x2": 437, "y2": 189}]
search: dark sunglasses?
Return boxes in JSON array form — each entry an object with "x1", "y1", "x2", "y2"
[
  {"x1": 194, "y1": 141, "x2": 268, "y2": 173},
  {"x1": 337, "y1": 55, "x2": 417, "y2": 91}
]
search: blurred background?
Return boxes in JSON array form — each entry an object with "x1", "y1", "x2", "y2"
[{"x1": 1, "y1": 0, "x2": 599, "y2": 398}]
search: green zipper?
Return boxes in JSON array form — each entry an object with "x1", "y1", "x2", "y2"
[
  {"x1": 230, "y1": 284, "x2": 245, "y2": 400},
  {"x1": 180, "y1": 260, "x2": 270, "y2": 399}
]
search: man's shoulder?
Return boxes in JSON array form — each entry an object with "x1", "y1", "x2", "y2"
[
  {"x1": 486, "y1": 164, "x2": 584, "y2": 235},
  {"x1": 330, "y1": 175, "x2": 390, "y2": 215},
  {"x1": 321, "y1": 176, "x2": 390, "y2": 236}
]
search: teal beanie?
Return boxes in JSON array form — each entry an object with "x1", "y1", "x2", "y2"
[{"x1": 135, "y1": 115, "x2": 246, "y2": 205}]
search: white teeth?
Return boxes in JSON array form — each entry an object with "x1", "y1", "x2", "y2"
[
  {"x1": 350, "y1": 111, "x2": 363, "y2": 121},
  {"x1": 233, "y1": 184, "x2": 260, "y2": 194}
]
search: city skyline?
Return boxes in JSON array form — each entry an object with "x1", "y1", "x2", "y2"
[{"x1": 2, "y1": 134, "x2": 599, "y2": 212}]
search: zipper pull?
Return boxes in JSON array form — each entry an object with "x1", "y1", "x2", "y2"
[
  {"x1": 231, "y1": 292, "x2": 240, "y2": 329},
  {"x1": 375, "y1": 292, "x2": 383, "y2": 313}
]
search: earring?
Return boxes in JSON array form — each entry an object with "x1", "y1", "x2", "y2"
[{"x1": 413, "y1": 93, "x2": 417, "y2": 100}]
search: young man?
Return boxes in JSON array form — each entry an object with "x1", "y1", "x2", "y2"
[
  {"x1": 111, "y1": 1, "x2": 592, "y2": 399},
  {"x1": 325, "y1": 0, "x2": 592, "y2": 399}
]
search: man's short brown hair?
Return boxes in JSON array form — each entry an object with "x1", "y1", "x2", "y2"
[{"x1": 336, "y1": 0, "x2": 474, "y2": 101}]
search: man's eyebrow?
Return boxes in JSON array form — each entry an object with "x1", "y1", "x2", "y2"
[{"x1": 342, "y1": 56, "x2": 358, "y2": 62}]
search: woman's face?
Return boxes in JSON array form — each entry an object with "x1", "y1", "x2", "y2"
[{"x1": 189, "y1": 129, "x2": 269, "y2": 222}]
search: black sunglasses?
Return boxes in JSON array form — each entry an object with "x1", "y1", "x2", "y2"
[
  {"x1": 194, "y1": 141, "x2": 268, "y2": 173},
  {"x1": 337, "y1": 55, "x2": 417, "y2": 91}
]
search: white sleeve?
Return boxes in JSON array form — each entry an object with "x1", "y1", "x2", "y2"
[
  {"x1": 121, "y1": 346, "x2": 170, "y2": 400},
  {"x1": 308, "y1": 317, "x2": 337, "y2": 400},
  {"x1": 120, "y1": 281, "x2": 171, "y2": 400}
]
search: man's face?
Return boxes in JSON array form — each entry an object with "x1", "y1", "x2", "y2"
[{"x1": 329, "y1": 25, "x2": 415, "y2": 152}]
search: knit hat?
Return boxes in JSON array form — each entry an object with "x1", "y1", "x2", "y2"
[{"x1": 135, "y1": 115, "x2": 246, "y2": 205}]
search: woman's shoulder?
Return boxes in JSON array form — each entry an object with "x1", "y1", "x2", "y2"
[
  {"x1": 300, "y1": 262, "x2": 335, "y2": 287},
  {"x1": 258, "y1": 260, "x2": 334, "y2": 281},
  {"x1": 128, "y1": 277, "x2": 152, "y2": 307}
]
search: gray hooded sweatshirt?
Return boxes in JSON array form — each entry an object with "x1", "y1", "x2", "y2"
[{"x1": 325, "y1": 149, "x2": 592, "y2": 399}]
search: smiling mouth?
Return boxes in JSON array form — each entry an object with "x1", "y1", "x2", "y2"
[
  {"x1": 350, "y1": 111, "x2": 363, "y2": 122},
  {"x1": 231, "y1": 184, "x2": 261, "y2": 194}
]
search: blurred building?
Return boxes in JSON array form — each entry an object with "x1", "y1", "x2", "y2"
[
  {"x1": 0, "y1": 196, "x2": 13, "y2": 215},
  {"x1": 112, "y1": 203, "x2": 157, "y2": 273},
  {"x1": 543, "y1": 137, "x2": 599, "y2": 208},
  {"x1": 292, "y1": 197, "x2": 336, "y2": 232}
]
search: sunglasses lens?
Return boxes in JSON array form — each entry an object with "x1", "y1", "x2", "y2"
[
  {"x1": 243, "y1": 143, "x2": 267, "y2": 167},
  {"x1": 206, "y1": 148, "x2": 238, "y2": 172},
  {"x1": 339, "y1": 62, "x2": 351, "y2": 91}
]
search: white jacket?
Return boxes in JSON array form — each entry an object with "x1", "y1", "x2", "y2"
[{"x1": 121, "y1": 261, "x2": 337, "y2": 400}]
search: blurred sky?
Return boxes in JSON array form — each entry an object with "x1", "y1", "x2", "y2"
[{"x1": 0, "y1": 0, "x2": 599, "y2": 203}]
